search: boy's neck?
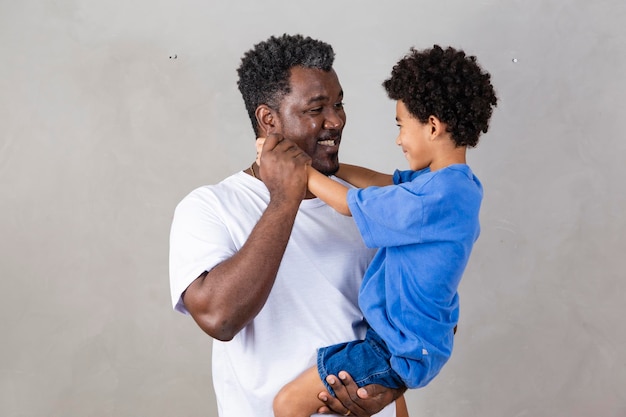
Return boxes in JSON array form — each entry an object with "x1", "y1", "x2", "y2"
[{"x1": 429, "y1": 145, "x2": 467, "y2": 172}]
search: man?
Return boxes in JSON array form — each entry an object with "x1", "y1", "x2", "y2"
[{"x1": 169, "y1": 34, "x2": 405, "y2": 416}]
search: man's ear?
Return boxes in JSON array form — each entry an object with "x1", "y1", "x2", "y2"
[{"x1": 255, "y1": 105, "x2": 279, "y2": 136}]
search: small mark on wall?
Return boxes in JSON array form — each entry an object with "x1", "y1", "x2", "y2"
[{"x1": 169, "y1": 54, "x2": 178, "y2": 59}]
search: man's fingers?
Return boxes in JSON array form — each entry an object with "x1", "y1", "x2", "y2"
[
  {"x1": 320, "y1": 373, "x2": 369, "y2": 417},
  {"x1": 357, "y1": 387, "x2": 370, "y2": 399},
  {"x1": 336, "y1": 372, "x2": 361, "y2": 403},
  {"x1": 268, "y1": 137, "x2": 311, "y2": 165},
  {"x1": 262, "y1": 134, "x2": 298, "y2": 155},
  {"x1": 317, "y1": 391, "x2": 354, "y2": 417},
  {"x1": 318, "y1": 371, "x2": 403, "y2": 416},
  {"x1": 262, "y1": 133, "x2": 283, "y2": 150}
]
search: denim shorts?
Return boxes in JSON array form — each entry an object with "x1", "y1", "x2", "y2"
[{"x1": 317, "y1": 327, "x2": 405, "y2": 396}]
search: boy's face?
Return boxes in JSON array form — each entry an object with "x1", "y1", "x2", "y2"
[
  {"x1": 272, "y1": 67, "x2": 346, "y2": 176},
  {"x1": 395, "y1": 100, "x2": 433, "y2": 171}
]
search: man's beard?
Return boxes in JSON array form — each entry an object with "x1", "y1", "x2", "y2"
[{"x1": 312, "y1": 157, "x2": 340, "y2": 176}]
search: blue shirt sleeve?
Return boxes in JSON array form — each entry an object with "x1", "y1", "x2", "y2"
[{"x1": 348, "y1": 168, "x2": 475, "y2": 248}]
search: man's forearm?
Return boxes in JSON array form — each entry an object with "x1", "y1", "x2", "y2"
[{"x1": 183, "y1": 198, "x2": 300, "y2": 341}]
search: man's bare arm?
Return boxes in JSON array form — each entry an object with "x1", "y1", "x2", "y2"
[{"x1": 182, "y1": 135, "x2": 310, "y2": 341}]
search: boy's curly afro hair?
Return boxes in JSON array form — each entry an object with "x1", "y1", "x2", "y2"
[
  {"x1": 383, "y1": 45, "x2": 497, "y2": 147},
  {"x1": 237, "y1": 34, "x2": 335, "y2": 136}
]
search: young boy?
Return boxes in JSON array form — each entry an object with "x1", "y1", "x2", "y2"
[{"x1": 260, "y1": 45, "x2": 497, "y2": 417}]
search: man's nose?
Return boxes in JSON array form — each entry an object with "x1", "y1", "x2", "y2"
[{"x1": 323, "y1": 110, "x2": 344, "y2": 130}]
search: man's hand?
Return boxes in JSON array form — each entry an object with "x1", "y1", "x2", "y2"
[
  {"x1": 258, "y1": 134, "x2": 311, "y2": 203},
  {"x1": 317, "y1": 372, "x2": 406, "y2": 416}
]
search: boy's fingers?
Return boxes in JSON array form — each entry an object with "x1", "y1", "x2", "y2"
[
  {"x1": 255, "y1": 138, "x2": 265, "y2": 165},
  {"x1": 256, "y1": 137, "x2": 266, "y2": 152}
]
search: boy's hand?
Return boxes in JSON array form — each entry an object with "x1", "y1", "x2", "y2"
[{"x1": 255, "y1": 137, "x2": 265, "y2": 166}]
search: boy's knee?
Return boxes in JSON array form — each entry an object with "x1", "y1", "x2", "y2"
[{"x1": 273, "y1": 385, "x2": 293, "y2": 417}]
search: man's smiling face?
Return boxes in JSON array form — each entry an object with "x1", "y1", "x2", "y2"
[{"x1": 273, "y1": 66, "x2": 346, "y2": 176}]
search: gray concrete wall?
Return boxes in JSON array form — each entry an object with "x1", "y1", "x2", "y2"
[{"x1": 1, "y1": 0, "x2": 625, "y2": 416}]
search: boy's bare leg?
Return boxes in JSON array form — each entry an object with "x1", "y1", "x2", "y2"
[
  {"x1": 395, "y1": 395, "x2": 409, "y2": 417},
  {"x1": 274, "y1": 366, "x2": 327, "y2": 417}
]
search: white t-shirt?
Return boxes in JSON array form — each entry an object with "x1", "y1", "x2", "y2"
[{"x1": 169, "y1": 171, "x2": 396, "y2": 417}]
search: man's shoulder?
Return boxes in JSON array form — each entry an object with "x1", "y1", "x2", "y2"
[{"x1": 178, "y1": 172, "x2": 251, "y2": 202}]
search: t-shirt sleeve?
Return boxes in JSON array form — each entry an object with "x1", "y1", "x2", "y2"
[
  {"x1": 392, "y1": 168, "x2": 426, "y2": 184},
  {"x1": 169, "y1": 190, "x2": 236, "y2": 314},
  {"x1": 347, "y1": 184, "x2": 425, "y2": 248},
  {"x1": 347, "y1": 168, "x2": 432, "y2": 248},
  {"x1": 348, "y1": 169, "x2": 476, "y2": 249}
]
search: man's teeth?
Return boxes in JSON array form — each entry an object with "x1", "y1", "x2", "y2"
[{"x1": 318, "y1": 140, "x2": 335, "y2": 146}]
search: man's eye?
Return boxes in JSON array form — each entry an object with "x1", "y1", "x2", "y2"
[
  {"x1": 308, "y1": 107, "x2": 323, "y2": 113},
  {"x1": 335, "y1": 101, "x2": 345, "y2": 109}
]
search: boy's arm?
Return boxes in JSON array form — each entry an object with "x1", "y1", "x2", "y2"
[
  {"x1": 256, "y1": 138, "x2": 391, "y2": 216},
  {"x1": 336, "y1": 163, "x2": 393, "y2": 188},
  {"x1": 308, "y1": 168, "x2": 352, "y2": 216}
]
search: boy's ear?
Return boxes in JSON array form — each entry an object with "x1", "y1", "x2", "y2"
[
  {"x1": 255, "y1": 105, "x2": 279, "y2": 136},
  {"x1": 428, "y1": 115, "x2": 444, "y2": 139}
]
